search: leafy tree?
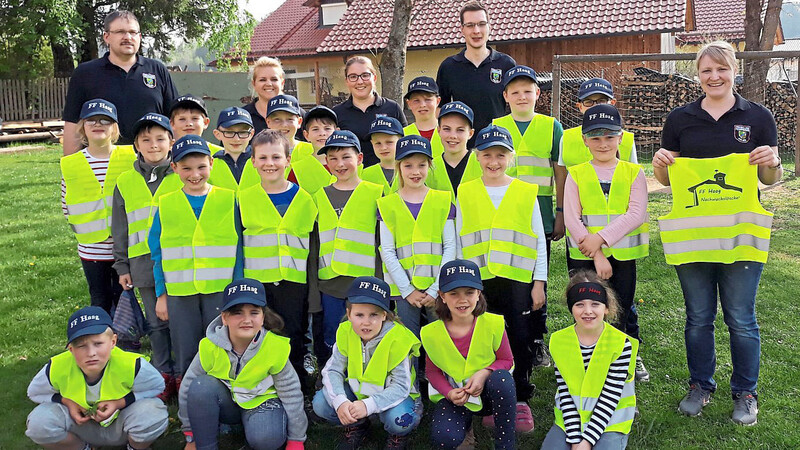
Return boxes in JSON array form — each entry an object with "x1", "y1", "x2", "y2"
[{"x1": 743, "y1": 0, "x2": 783, "y2": 101}]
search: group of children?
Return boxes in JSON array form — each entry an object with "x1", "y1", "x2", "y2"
[{"x1": 34, "y1": 64, "x2": 650, "y2": 449}]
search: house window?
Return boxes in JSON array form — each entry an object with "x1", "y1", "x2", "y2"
[{"x1": 321, "y1": 2, "x2": 347, "y2": 26}]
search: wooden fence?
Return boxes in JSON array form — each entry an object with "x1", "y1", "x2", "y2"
[{"x1": 0, "y1": 78, "x2": 70, "y2": 122}]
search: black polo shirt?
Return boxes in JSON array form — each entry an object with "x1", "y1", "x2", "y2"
[
  {"x1": 63, "y1": 53, "x2": 178, "y2": 144},
  {"x1": 332, "y1": 95, "x2": 407, "y2": 167},
  {"x1": 436, "y1": 47, "x2": 516, "y2": 144},
  {"x1": 661, "y1": 94, "x2": 778, "y2": 158}
]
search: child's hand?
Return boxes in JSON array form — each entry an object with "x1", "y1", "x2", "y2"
[
  {"x1": 593, "y1": 253, "x2": 613, "y2": 279},
  {"x1": 446, "y1": 388, "x2": 469, "y2": 407},
  {"x1": 62, "y1": 397, "x2": 90, "y2": 425},
  {"x1": 463, "y1": 369, "x2": 491, "y2": 397},
  {"x1": 531, "y1": 281, "x2": 546, "y2": 311},
  {"x1": 184, "y1": 443, "x2": 197, "y2": 450},
  {"x1": 405, "y1": 291, "x2": 425, "y2": 308},
  {"x1": 348, "y1": 400, "x2": 368, "y2": 420},
  {"x1": 579, "y1": 233, "x2": 605, "y2": 257},
  {"x1": 118, "y1": 273, "x2": 133, "y2": 291},
  {"x1": 552, "y1": 211, "x2": 565, "y2": 241},
  {"x1": 92, "y1": 399, "x2": 125, "y2": 422},
  {"x1": 156, "y1": 294, "x2": 169, "y2": 321},
  {"x1": 572, "y1": 440, "x2": 592, "y2": 450},
  {"x1": 420, "y1": 293, "x2": 436, "y2": 308},
  {"x1": 336, "y1": 401, "x2": 357, "y2": 425}
]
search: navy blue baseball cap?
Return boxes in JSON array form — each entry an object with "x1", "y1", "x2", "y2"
[
  {"x1": 368, "y1": 116, "x2": 404, "y2": 137},
  {"x1": 267, "y1": 94, "x2": 301, "y2": 117},
  {"x1": 170, "y1": 94, "x2": 208, "y2": 117},
  {"x1": 578, "y1": 78, "x2": 614, "y2": 100},
  {"x1": 217, "y1": 107, "x2": 253, "y2": 129},
  {"x1": 222, "y1": 278, "x2": 267, "y2": 311},
  {"x1": 80, "y1": 99, "x2": 118, "y2": 122},
  {"x1": 347, "y1": 276, "x2": 391, "y2": 313},
  {"x1": 438, "y1": 101, "x2": 474, "y2": 127},
  {"x1": 395, "y1": 135, "x2": 432, "y2": 160},
  {"x1": 582, "y1": 104, "x2": 623, "y2": 136},
  {"x1": 475, "y1": 124, "x2": 514, "y2": 152},
  {"x1": 171, "y1": 134, "x2": 211, "y2": 162},
  {"x1": 67, "y1": 306, "x2": 113, "y2": 345},
  {"x1": 304, "y1": 105, "x2": 338, "y2": 129},
  {"x1": 439, "y1": 259, "x2": 483, "y2": 293},
  {"x1": 318, "y1": 130, "x2": 361, "y2": 155},
  {"x1": 503, "y1": 65, "x2": 537, "y2": 88},
  {"x1": 404, "y1": 76, "x2": 439, "y2": 99},
  {"x1": 132, "y1": 113, "x2": 173, "y2": 139}
]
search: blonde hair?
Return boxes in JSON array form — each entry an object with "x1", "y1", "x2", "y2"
[
  {"x1": 250, "y1": 57, "x2": 285, "y2": 97},
  {"x1": 565, "y1": 269, "x2": 620, "y2": 323},
  {"x1": 345, "y1": 56, "x2": 377, "y2": 76},
  {"x1": 75, "y1": 118, "x2": 120, "y2": 146},
  {"x1": 394, "y1": 154, "x2": 433, "y2": 188},
  {"x1": 695, "y1": 40, "x2": 738, "y2": 73}
]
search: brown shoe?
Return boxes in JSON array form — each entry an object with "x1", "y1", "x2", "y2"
[{"x1": 456, "y1": 427, "x2": 475, "y2": 450}]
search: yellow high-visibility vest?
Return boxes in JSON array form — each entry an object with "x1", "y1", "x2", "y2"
[
  {"x1": 292, "y1": 157, "x2": 335, "y2": 195},
  {"x1": 159, "y1": 186, "x2": 237, "y2": 296},
  {"x1": 426, "y1": 151, "x2": 482, "y2": 204},
  {"x1": 404, "y1": 123, "x2": 444, "y2": 159},
  {"x1": 566, "y1": 161, "x2": 649, "y2": 261},
  {"x1": 377, "y1": 189, "x2": 451, "y2": 295},
  {"x1": 493, "y1": 114, "x2": 555, "y2": 196},
  {"x1": 457, "y1": 178, "x2": 539, "y2": 282},
  {"x1": 561, "y1": 127, "x2": 635, "y2": 168},
  {"x1": 239, "y1": 183, "x2": 317, "y2": 283},
  {"x1": 116, "y1": 170, "x2": 182, "y2": 258},
  {"x1": 208, "y1": 156, "x2": 260, "y2": 192},
  {"x1": 659, "y1": 154, "x2": 773, "y2": 264},
  {"x1": 361, "y1": 164, "x2": 399, "y2": 196},
  {"x1": 550, "y1": 324, "x2": 638, "y2": 435}
]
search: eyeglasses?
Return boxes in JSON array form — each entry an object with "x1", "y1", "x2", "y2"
[
  {"x1": 462, "y1": 21, "x2": 488, "y2": 30},
  {"x1": 85, "y1": 118, "x2": 114, "y2": 126},
  {"x1": 580, "y1": 98, "x2": 611, "y2": 107},
  {"x1": 346, "y1": 72, "x2": 373, "y2": 82},
  {"x1": 219, "y1": 130, "x2": 253, "y2": 139},
  {"x1": 108, "y1": 29, "x2": 141, "y2": 37}
]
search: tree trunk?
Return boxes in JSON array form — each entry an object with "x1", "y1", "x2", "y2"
[
  {"x1": 77, "y1": 0, "x2": 98, "y2": 62},
  {"x1": 379, "y1": 0, "x2": 413, "y2": 105},
  {"x1": 51, "y1": 41, "x2": 75, "y2": 77},
  {"x1": 742, "y1": 0, "x2": 782, "y2": 102}
]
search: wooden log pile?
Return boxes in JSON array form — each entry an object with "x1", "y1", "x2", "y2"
[{"x1": 763, "y1": 80, "x2": 798, "y2": 159}]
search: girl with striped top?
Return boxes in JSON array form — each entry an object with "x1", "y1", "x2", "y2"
[{"x1": 542, "y1": 270, "x2": 638, "y2": 450}]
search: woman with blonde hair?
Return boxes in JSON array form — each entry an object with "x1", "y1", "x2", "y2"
[{"x1": 244, "y1": 56, "x2": 305, "y2": 137}]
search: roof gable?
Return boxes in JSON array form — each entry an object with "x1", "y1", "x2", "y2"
[{"x1": 249, "y1": 0, "x2": 333, "y2": 58}]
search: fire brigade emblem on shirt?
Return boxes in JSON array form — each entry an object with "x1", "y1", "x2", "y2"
[
  {"x1": 490, "y1": 68, "x2": 502, "y2": 84},
  {"x1": 143, "y1": 73, "x2": 157, "y2": 89},
  {"x1": 734, "y1": 124, "x2": 751, "y2": 143}
]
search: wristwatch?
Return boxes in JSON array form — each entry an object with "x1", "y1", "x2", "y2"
[{"x1": 184, "y1": 432, "x2": 194, "y2": 443}]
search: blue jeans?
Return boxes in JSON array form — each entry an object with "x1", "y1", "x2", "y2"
[
  {"x1": 541, "y1": 424, "x2": 629, "y2": 450},
  {"x1": 320, "y1": 293, "x2": 347, "y2": 367},
  {"x1": 312, "y1": 386, "x2": 421, "y2": 436},
  {"x1": 187, "y1": 374, "x2": 288, "y2": 450},
  {"x1": 675, "y1": 261, "x2": 763, "y2": 394}
]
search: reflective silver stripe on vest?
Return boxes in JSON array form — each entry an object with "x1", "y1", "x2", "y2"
[
  {"x1": 319, "y1": 253, "x2": 333, "y2": 269},
  {"x1": 126, "y1": 206, "x2": 151, "y2": 225},
  {"x1": 164, "y1": 269, "x2": 194, "y2": 283},
  {"x1": 582, "y1": 214, "x2": 621, "y2": 227},
  {"x1": 105, "y1": 195, "x2": 114, "y2": 208},
  {"x1": 517, "y1": 155, "x2": 551, "y2": 168},
  {"x1": 244, "y1": 234, "x2": 279, "y2": 248},
  {"x1": 244, "y1": 256, "x2": 280, "y2": 270},
  {"x1": 337, "y1": 227, "x2": 375, "y2": 243},
  {"x1": 567, "y1": 236, "x2": 580, "y2": 249},
  {"x1": 662, "y1": 234, "x2": 770, "y2": 254},
  {"x1": 231, "y1": 375, "x2": 275, "y2": 403},
  {"x1": 413, "y1": 242, "x2": 443, "y2": 255},
  {"x1": 489, "y1": 250, "x2": 536, "y2": 271},
  {"x1": 412, "y1": 265, "x2": 438, "y2": 279},
  {"x1": 281, "y1": 234, "x2": 310, "y2": 250},
  {"x1": 195, "y1": 245, "x2": 236, "y2": 259},
  {"x1": 519, "y1": 175, "x2": 554, "y2": 186},
  {"x1": 468, "y1": 254, "x2": 488, "y2": 268},
  {"x1": 492, "y1": 228, "x2": 538, "y2": 248},
  {"x1": 318, "y1": 229, "x2": 336, "y2": 244},
  {"x1": 128, "y1": 229, "x2": 149, "y2": 247},
  {"x1": 396, "y1": 244, "x2": 413, "y2": 261},
  {"x1": 579, "y1": 380, "x2": 635, "y2": 412},
  {"x1": 281, "y1": 256, "x2": 307, "y2": 272},
  {"x1": 461, "y1": 229, "x2": 491, "y2": 247},
  {"x1": 195, "y1": 267, "x2": 234, "y2": 281},
  {"x1": 162, "y1": 246, "x2": 193, "y2": 260},
  {"x1": 70, "y1": 218, "x2": 108, "y2": 235},
  {"x1": 334, "y1": 250, "x2": 374, "y2": 268},
  {"x1": 67, "y1": 198, "x2": 105, "y2": 216},
  {"x1": 614, "y1": 233, "x2": 649, "y2": 249},
  {"x1": 658, "y1": 211, "x2": 773, "y2": 232},
  {"x1": 348, "y1": 379, "x2": 384, "y2": 397}
]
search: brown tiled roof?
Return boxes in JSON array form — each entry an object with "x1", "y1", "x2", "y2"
[
  {"x1": 677, "y1": 0, "x2": 746, "y2": 43},
  {"x1": 317, "y1": 0, "x2": 687, "y2": 53},
  {"x1": 249, "y1": 0, "x2": 332, "y2": 58}
]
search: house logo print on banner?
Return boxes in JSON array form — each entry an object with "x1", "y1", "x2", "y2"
[{"x1": 686, "y1": 170, "x2": 743, "y2": 209}]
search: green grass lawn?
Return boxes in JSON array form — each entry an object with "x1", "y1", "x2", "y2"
[{"x1": 1, "y1": 145, "x2": 798, "y2": 449}]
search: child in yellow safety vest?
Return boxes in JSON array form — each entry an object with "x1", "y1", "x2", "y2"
[
  {"x1": 311, "y1": 130, "x2": 383, "y2": 368},
  {"x1": 148, "y1": 135, "x2": 244, "y2": 385},
  {"x1": 168, "y1": 94, "x2": 217, "y2": 145},
  {"x1": 61, "y1": 99, "x2": 135, "y2": 314},
  {"x1": 111, "y1": 113, "x2": 181, "y2": 401},
  {"x1": 312, "y1": 276, "x2": 421, "y2": 449},
  {"x1": 541, "y1": 270, "x2": 638, "y2": 449},
  {"x1": 455, "y1": 124, "x2": 547, "y2": 432},
  {"x1": 426, "y1": 101, "x2": 482, "y2": 204},
  {"x1": 564, "y1": 105, "x2": 649, "y2": 382},
  {"x1": 178, "y1": 279, "x2": 307, "y2": 449},
  {"x1": 208, "y1": 106, "x2": 259, "y2": 192},
  {"x1": 377, "y1": 135, "x2": 455, "y2": 373},
  {"x1": 266, "y1": 94, "x2": 315, "y2": 164},
  {"x1": 289, "y1": 105, "x2": 338, "y2": 195},
  {"x1": 421, "y1": 259, "x2": 516, "y2": 449},
  {"x1": 238, "y1": 129, "x2": 318, "y2": 394},
  {"x1": 362, "y1": 116, "x2": 403, "y2": 194},
  {"x1": 26, "y1": 306, "x2": 168, "y2": 449},
  {"x1": 403, "y1": 76, "x2": 444, "y2": 159}
]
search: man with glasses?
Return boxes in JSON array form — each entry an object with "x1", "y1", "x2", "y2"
[
  {"x1": 62, "y1": 10, "x2": 178, "y2": 155},
  {"x1": 436, "y1": 0, "x2": 516, "y2": 147}
]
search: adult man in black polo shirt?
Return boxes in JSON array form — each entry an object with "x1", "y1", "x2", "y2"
[
  {"x1": 436, "y1": 0, "x2": 516, "y2": 147},
  {"x1": 62, "y1": 10, "x2": 178, "y2": 155}
]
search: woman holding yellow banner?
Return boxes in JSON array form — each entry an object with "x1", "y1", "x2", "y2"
[{"x1": 653, "y1": 40, "x2": 782, "y2": 427}]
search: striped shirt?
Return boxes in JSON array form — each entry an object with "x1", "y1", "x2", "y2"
[
  {"x1": 554, "y1": 338, "x2": 632, "y2": 445},
  {"x1": 61, "y1": 148, "x2": 114, "y2": 261}
]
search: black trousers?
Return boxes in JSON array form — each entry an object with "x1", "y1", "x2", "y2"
[
  {"x1": 80, "y1": 259, "x2": 122, "y2": 315},
  {"x1": 263, "y1": 281, "x2": 310, "y2": 387}
]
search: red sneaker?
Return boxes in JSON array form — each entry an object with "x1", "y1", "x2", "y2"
[
  {"x1": 515, "y1": 403, "x2": 535, "y2": 433},
  {"x1": 157, "y1": 372, "x2": 175, "y2": 402}
]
